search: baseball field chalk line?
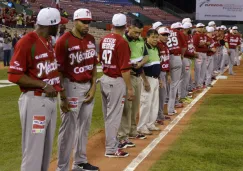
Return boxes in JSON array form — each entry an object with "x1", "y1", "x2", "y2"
[{"x1": 123, "y1": 67, "x2": 228, "y2": 171}]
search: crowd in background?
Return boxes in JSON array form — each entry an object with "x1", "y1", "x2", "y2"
[{"x1": 0, "y1": 7, "x2": 37, "y2": 28}]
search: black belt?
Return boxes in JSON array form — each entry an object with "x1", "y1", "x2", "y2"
[
  {"x1": 146, "y1": 75, "x2": 159, "y2": 79},
  {"x1": 131, "y1": 73, "x2": 140, "y2": 77}
]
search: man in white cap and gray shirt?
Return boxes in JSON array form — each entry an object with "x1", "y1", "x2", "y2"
[
  {"x1": 55, "y1": 8, "x2": 99, "y2": 171},
  {"x1": 99, "y1": 13, "x2": 134, "y2": 157},
  {"x1": 8, "y1": 7, "x2": 68, "y2": 171}
]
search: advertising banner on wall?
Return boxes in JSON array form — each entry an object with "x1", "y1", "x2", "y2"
[{"x1": 196, "y1": 0, "x2": 243, "y2": 21}]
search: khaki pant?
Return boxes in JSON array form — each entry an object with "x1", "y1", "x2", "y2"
[
  {"x1": 137, "y1": 76, "x2": 159, "y2": 131},
  {"x1": 118, "y1": 75, "x2": 141, "y2": 141}
]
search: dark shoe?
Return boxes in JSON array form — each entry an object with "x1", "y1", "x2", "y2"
[
  {"x1": 125, "y1": 139, "x2": 136, "y2": 148},
  {"x1": 129, "y1": 134, "x2": 147, "y2": 140},
  {"x1": 118, "y1": 140, "x2": 128, "y2": 149},
  {"x1": 207, "y1": 84, "x2": 213, "y2": 87},
  {"x1": 164, "y1": 116, "x2": 171, "y2": 120},
  {"x1": 74, "y1": 163, "x2": 99, "y2": 171}
]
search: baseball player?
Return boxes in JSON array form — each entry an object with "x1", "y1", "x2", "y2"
[
  {"x1": 117, "y1": 19, "x2": 148, "y2": 149},
  {"x1": 137, "y1": 29, "x2": 162, "y2": 135},
  {"x1": 8, "y1": 8, "x2": 68, "y2": 171},
  {"x1": 99, "y1": 13, "x2": 134, "y2": 158},
  {"x1": 55, "y1": 9, "x2": 99, "y2": 171},
  {"x1": 167, "y1": 22, "x2": 186, "y2": 115},
  {"x1": 205, "y1": 26, "x2": 217, "y2": 87},
  {"x1": 219, "y1": 25, "x2": 229, "y2": 72},
  {"x1": 152, "y1": 21, "x2": 163, "y2": 30},
  {"x1": 193, "y1": 23, "x2": 209, "y2": 89},
  {"x1": 157, "y1": 27, "x2": 172, "y2": 125},
  {"x1": 180, "y1": 22, "x2": 197, "y2": 102},
  {"x1": 232, "y1": 26, "x2": 241, "y2": 66},
  {"x1": 222, "y1": 26, "x2": 241, "y2": 75}
]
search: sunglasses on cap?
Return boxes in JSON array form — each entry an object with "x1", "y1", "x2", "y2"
[
  {"x1": 76, "y1": 20, "x2": 91, "y2": 24},
  {"x1": 160, "y1": 33, "x2": 169, "y2": 36}
]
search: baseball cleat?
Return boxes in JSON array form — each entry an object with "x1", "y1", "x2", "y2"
[
  {"x1": 148, "y1": 125, "x2": 161, "y2": 131},
  {"x1": 129, "y1": 134, "x2": 147, "y2": 140},
  {"x1": 105, "y1": 149, "x2": 129, "y2": 158},
  {"x1": 72, "y1": 163, "x2": 99, "y2": 171}
]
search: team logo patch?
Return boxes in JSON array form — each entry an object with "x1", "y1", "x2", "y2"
[
  {"x1": 87, "y1": 41, "x2": 96, "y2": 49},
  {"x1": 32, "y1": 116, "x2": 46, "y2": 134},
  {"x1": 68, "y1": 97, "x2": 79, "y2": 112},
  {"x1": 121, "y1": 96, "x2": 126, "y2": 104},
  {"x1": 185, "y1": 66, "x2": 190, "y2": 71}
]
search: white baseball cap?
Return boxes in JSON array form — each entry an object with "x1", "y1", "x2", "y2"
[
  {"x1": 232, "y1": 26, "x2": 238, "y2": 30},
  {"x1": 196, "y1": 23, "x2": 205, "y2": 28},
  {"x1": 208, "y1": 21, "x2": 216, "y2": 27},
  {"x1": 73, "y1": 8, "x2": 92, "y2": 21},
  {"x1": 36, "y1": 7, "x2": 68, "y2": 26},
  {"x1": 183, "y1": 22, "x2": 192, "y2": 29},
  {"x1": 171, "y1": 22, "x2": 183, "y2": 29},
  {"x1": 152, "y1": 21, "x2": 163, "y2": 30},
  {"x1": 158, "y1": 27, "x2": 170, "y2": 34},
  {"x1": 112, "y1": 13, "x2": 127, "y2": 26},
  {"x1": 221, "y1": 25, "x2": 227, "y2": 30},
  {"x1": 182, "y1": 18, "x2": 192, "y2": 24},
  {"x1": 206, "y1": 26, "x2": 214, "y2": 33}
]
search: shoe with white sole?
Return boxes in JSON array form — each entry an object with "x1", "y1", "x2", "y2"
[
  {"x1": 148, "y1": 125, "x2": 161, "y2": 131},
  {"x1": 105, "y1": 149, "x2": 129, "y2": 158}
]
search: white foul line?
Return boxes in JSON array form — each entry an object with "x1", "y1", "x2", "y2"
[{"x1": 124, "y1": 78, "x2": 221, "y2": 171}]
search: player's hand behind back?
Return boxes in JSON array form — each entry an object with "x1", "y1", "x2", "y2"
[
  {"x1": 43, "y1": 84, "x2": 57, "y2": 97},
  {"x1": 127, "y1": 88, "x2": 135, "y2": 101}
]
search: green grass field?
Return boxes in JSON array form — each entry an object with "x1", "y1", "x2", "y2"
[
  {"x1": 0, "y1": 69, "x2": 104, "y2": 171},
  {"x1": 150, "y1": 95, "x2": 243, "y2": 171}
]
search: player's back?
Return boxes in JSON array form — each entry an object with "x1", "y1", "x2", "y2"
[{"x1": 99, "y1": 33, "x2": 131, "y2": 78}]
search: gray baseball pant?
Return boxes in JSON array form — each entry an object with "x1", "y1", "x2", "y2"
[
  {"x1": 168, "y1": 55, "x2": 182, "y2": 114},
  {"x1": 217, "y1": 47, "x2": 223, "y2": 71},
  {"x1": 179, "y1": 58, "x2": 191, "y2": 99},
  {"x1": 158, "y1": 71, "x2": 167, "y2": 120},
  {"x1": 194, "y1": 52, "x2": 207, "y2": 87},
  {"x1": 57, "y1": 78, "x2": 94, "y2": 171},
  {"x1": 19, "y1": 92, "x2": 57, "y2": 171},
  {"x1": 100, "y1": 75, "x2": 126, "y2": 154},
  {"x1": 235, "y1": 50, "x2": 240, "y2": 66},
  {"x1": 228, "y1": 49, "x2": 236, "y2": 74},
  {"x1": 118, "y1": 75, "x2": 141, "y2": 140},
  {"x1": 213, "y1": 49, "x2": 219, "y2": 72},
  {"x1": 206, "y1": 55, "x2": 214, "y2": 86}
]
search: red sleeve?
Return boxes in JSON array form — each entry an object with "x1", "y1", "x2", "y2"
[
  {"x1": 117, "y1": 40, "x2": 131, "y2": 72},
  {"x1": 179, "y1": 32, "x2": 186, "y2": 48},
  {"x1": 193, "y1": 34, "x2": 200, "y2": 48},
  {"x1": 91, "y1": 36, "x2": 98, "y2": 65},
  {"x1": 238, "y1": 36, "x2": 241, "y2": 46},
  {"x1": 8, "y1": 39, "x2": 30, "y2": 83},
  {"x1": 224, "y1": 34, "x2": 229, "y2": 43},
  {"x1": 55, "y1": 37, "x2": 67, "y2": 72}
]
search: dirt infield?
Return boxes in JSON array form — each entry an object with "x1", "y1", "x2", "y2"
[{"x1": 48, "y1": 63, "x2": 243, "y2": 171}]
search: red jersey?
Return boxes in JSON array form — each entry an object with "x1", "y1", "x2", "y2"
[
  {"x1": 213, "y1": 35, "x2": 220, "y2": 48},
  {"x1": 207, "y1": 36, "x2": 216, "y2": 56},
  {"x1": 55, "y1": 32, "x2": 98, "y2": 82},
  {"x1": 181, "y1": 32, "x2": 195, "y2": 58},
  {"x1": 167, "y1": 29, "x2": 186, "y2": 55},
  {"x1": 224, "y1": 33, "x2": 241, "y2": 49},
  {"x1": 157, "y1": 42, "x2": 170, "y2": 72},
  {"x1": 193, "y1": 32, "x2": 209, "y2": 53},
  {"x1": 8, "y1": 32, "x2": 61, "y2": 92},
  {"x1": 99, "y1": 33, "x2": 131, "y2": 78}
]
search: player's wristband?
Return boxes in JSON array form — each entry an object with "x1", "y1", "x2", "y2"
[{"x1": 42, "y1": 83, "x2": 48, "y2": 90}]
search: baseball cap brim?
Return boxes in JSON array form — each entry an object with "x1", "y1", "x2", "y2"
[
  {"x1": 60, "y1": 17, "x2": 69, "y2": 24},
  {"x1": 75, "y1": 18, "x2": 93, "y2": 21}
]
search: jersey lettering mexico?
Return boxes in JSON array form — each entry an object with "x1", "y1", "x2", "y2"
[
  {"x1": 99, "y1": 33, "x2": 131, "y2": 77},
  {"x1": 224, "y1": 33, "x2": 241, "y2": 49},
  {"x1": 167, "y1": 29, "x2": 186, "y2": 55},
  {"x1": 157, "y1": 42, "x2": 170, "y2": 72},
  {"x1": 8, "y1": 32, "x2": 61, "y2": 92},
  {"x1": 55, "y1": 32, "x2": 98, "y2": 82}
]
